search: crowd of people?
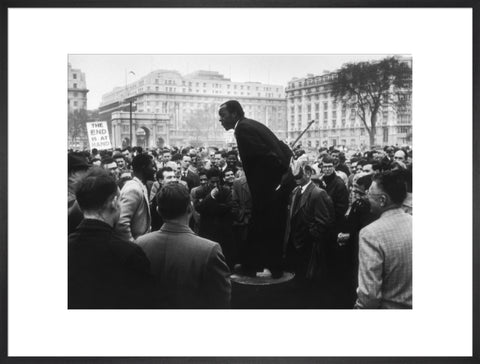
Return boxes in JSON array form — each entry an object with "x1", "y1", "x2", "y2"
[{"x1": 68, "y1": 100, "x2": 412, "y2": 309}]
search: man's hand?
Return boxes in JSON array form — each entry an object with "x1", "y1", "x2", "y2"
[
  {"x1": 210, "y1": 187, "x2": 219, "y2": 199},
  {"x1": 337, "y1": 232, "x2": 350, "y2": 246}
]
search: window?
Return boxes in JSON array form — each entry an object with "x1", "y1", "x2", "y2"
[
  {"x1": 73, "y1": 74, "x2": 77, "y2": 79},
  {"x1": 323, "y1": 102, "x2": 328, "y2": 110},
  {"x1": 73, "y1": 83, "x2": 77, "y2": 88},
  {"x1": 73, "y1": 101, "x2": 78, "y2": 106}
]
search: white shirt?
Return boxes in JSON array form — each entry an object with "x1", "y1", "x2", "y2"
[
  {"x1": 234, "y1": 119, "x2": 241, "y2": 131},
  {"x1": 300, "y1": 180, "x2": 312, "y2": 194}
]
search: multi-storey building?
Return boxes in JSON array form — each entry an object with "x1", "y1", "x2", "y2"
[
  {"x1": 68, "y1": 63, "x2": 89, "y2": 112},
  {"x1": 68, "y1": 63, "x2": 90, "y2": 150},
  {"x1": 285, "y1": 63, "x2": 412, "y2": 150},
  {"x1": 99, "y1": 69, "x2": 287, "y2": 148}
]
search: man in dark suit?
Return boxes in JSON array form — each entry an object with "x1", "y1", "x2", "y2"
[
  {"x1": 219, "y1": 100, "x2": 294, "y2": 277},
  {"x1": 283, "y1": 164, "x2": 335, "y2": 307},
  {"x1": 68, "y1": 168, "x2": 155, "y2": 309},
  {"x1": 137, "y1": 183, "x2": 231, "y2": 308}
]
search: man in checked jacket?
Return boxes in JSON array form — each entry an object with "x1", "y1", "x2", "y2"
[{"x1": 355, "y1": 169, "x2": 412, "y2": 309}]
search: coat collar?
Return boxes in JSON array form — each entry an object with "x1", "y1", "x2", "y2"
[{"x1": 160, "y1": 221, "x2": 195, "y2": 234}]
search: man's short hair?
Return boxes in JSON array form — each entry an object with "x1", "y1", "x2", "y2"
[
  {"x1": 223, "y1": 167, "x2": 235, "y2": 176},
  {"x1": 157, "y1": 183, "x2": 191, "y2": 220},
  {"x1": 132, "y1": 153, "x2": 152, "y2": 173},
  {"x1": 156, "y1": 166, "x2": 173, "y2": 180},
  {"x1": 373, "y1": 170, "x2": 408, "y2": 205},
  {"x1": 220, "y1": 100, "x2": 245, "y2": 119},
  {"x1": 206, "y1": 167, "x2": 221, "y2": 180},
  {"x1": 197, "y1": 168, "x2": 207, "y2": 177},
  {"x1": 75, "y1": 168, "x2": 118, "y2": 212},
  {"x1": 101, "y1": 157, "x2": 115, "y2": 166}
]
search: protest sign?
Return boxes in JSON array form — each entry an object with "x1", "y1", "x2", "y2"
[{"x1": 86, "y1": 121, "x2": 112, "y2": 150}]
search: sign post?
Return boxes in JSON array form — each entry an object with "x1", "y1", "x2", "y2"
[{"x1": 86, "y1": 121, "x2": 112, "y2": 150}]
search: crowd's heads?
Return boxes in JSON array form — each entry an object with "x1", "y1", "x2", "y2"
[
  {"x1": 162, "y1": 149, "x2": 172, "y2": 163},
  {"x1": 226, "y1": 151, "x2": 238, "y2": 168},
  {"x1": 181, "y1": 155, "x2": 192, "y2": 170},
  {"x1": 198, "y1": 168, "x2": 208, "y2": 186},
  {"x1": 219, "y1": 100, "x2": 244, "y2": 131},
  {"x1": 368, "y1": 169, "x2": 408, "y2": 215},
  {"x1": 362, "y1": 163, "x2": 374, "y2": 174},
  {"x1": 112, "y1": 152, "x2": 126, "y2": 169},
  {"x1": 156, "y1": 183, "x2": 191, "y2": 220},
  {"x1": 394, "y1": 150, "x2": 406, "y2": 163},
  {"x1": 321, "y1": 156, "x2": 335, "y2": 176},
  {"x1": 101, "y1": 157, "x2": 119, "y2": 179},
  {"x1": 132, "y1": 153, "x2": 155, "y2": 181},
  {"x1": 206, "y1": 167, "x2": 221, "y2": 188},
  {"x1": 294, "y1": 164, "x2": 314, "y2": 186},
  {"x1": 157, "y1": 166, "x2": 177, "y2": 185},
  {"x1": 384, "y1": 146, "x2": 395, "y2": 159},
  {"x1": 75, "y1": 167, "x2": 120, "y2": 221},
  {"x1": 223, "y1": 168, "x2": 235, "y2": 185},
  {"x1": 68, "y1": 152, "x2": 90, "y2": 176},
  {"x1": 121, "y1": 148, "x2": 132, "y2": 163}
]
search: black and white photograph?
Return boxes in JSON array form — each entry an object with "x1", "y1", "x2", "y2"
[
  {"x1": 67, "y1": 54, "x2": 413, "y2": 310},
  {"x1": 5, "y1": 6, "x2": 474, "y2": 359}
]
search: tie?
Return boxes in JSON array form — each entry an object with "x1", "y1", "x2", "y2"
[{"x1": 291, "y1": 187, "x2": 302, "y2": 214}]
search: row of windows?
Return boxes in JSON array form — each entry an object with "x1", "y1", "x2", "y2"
[{"x1": 153, "y1": 79, "x2": 281, "y2": 92}]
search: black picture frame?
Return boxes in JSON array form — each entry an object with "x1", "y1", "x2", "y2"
[{"x1": 1, "y1": 1, "x2": 478, "y2": 363}]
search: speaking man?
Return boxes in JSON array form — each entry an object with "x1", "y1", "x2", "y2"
[{"x1": 219, "y1": 100, "x2": 294, "y2": 277}]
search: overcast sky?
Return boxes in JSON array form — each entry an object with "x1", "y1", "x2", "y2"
[{"x1": 68, "y1": 54, "x2": 404, "y2": 110}]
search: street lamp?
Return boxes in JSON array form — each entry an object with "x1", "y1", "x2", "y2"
[
  {"x1": 129, "y1": 100, "x2": 134, "y2": 147},
  {"x1": 125, "y1": 70, "x2": 136, "y2": 147}
]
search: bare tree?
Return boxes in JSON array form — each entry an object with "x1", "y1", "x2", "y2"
[{"x1": 331, "y1": 56, "x2": 412, "y2": 147}]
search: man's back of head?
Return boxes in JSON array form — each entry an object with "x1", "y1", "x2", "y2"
[
  {"x1": 75, "y1": 167, "x2": 118, "y2": 214},
  {"x1": 157, "y1": 183, "x2": 191, "y2": 221}
]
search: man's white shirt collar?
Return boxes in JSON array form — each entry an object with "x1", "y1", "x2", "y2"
[{"x1": 301, "y1": 180, "x2": 312, "y2": 194}]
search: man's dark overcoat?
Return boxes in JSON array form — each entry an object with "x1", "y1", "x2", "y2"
[{"x1": 234, "y1": 117, "x2": 294, "y2": 270}]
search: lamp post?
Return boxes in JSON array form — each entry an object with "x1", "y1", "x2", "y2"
[
  {"x1": 125, "y1": 70, "x2": 136, "y2": 147},
  {"x1": 129, "y1": 100, "x2": 133, "y2": 147}
]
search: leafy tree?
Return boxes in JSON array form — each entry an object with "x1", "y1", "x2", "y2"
[
  {"x1": 331, "y1": 56, "x2": 412, "y2": 147},
  {"x1": 68, "y1": 109, "x2": 88, "y2": 146}
]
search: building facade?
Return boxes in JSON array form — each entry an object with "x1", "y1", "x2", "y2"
[
  {"x1": 285, "y1": 68, "x2": 412, "y2": 150},
  {"x1": 68, "y1": 63, "x2": 89, "y2": 112},
  {"x1": 111, "y1": 111, "x2": 171, "y2": 150},
  {"x1": 99, "y1": 70, "x2": 287, "y2": 147},
  {"x1": 68, "y1": 63, "x2": 90, "y2": 150}
]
